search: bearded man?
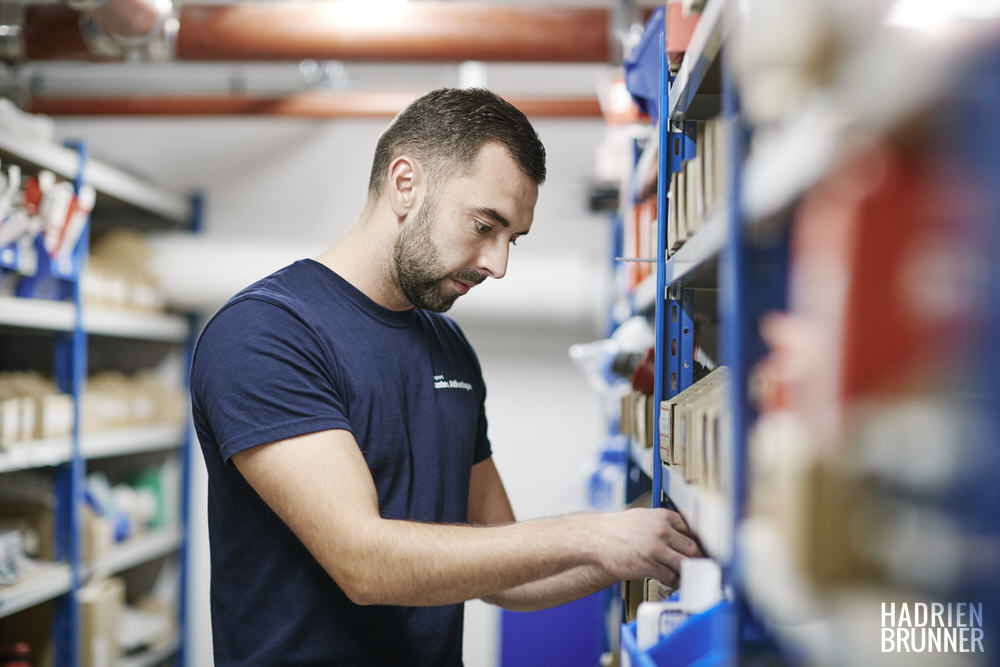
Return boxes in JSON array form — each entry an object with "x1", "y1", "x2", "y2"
[{"x1": 190, "y1": 88, "x2": 699, "y2": 666}]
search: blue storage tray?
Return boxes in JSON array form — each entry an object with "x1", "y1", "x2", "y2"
[
  {"x1": 623, "y1": 6, "x2": 665, "y2": 124},
  {"x1": 621, "y1": 600, "x2": 735, "y2": 667}
]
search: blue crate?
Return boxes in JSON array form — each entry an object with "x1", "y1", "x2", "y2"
[
  {"x1": 624, "y1": 6, "x2": 665, "y2": 124},
  {"x1": 621, "y1": 600, "x2": 735, "y2": 667}
]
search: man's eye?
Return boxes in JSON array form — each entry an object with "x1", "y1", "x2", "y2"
[
  {"x1": 475, "y1": 221, "x2": 492, "y2": 234},
  {"x1": 509, "y1": 237, "x2": 519, "y2": 246}
]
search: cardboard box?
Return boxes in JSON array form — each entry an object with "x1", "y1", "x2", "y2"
[
  {"x1": 82, "y1": 505, "x2": 114, "y2": 562},
  {"x1": 712, "y1": 118, "x2": 727, "y2": 211},
  {"x1": 659, "y1": 400, "x2": 674, "y2": 465},
  {"x1": 686, "y1": 125, "x2": 705, "y2": 236},
  {"x1": 79, "y1": 577, "x2": 125, "y2": 667},
  {"x1": 620, "y1": 393, "x2": 633, "y2": 437},
  {"x1": 0, "y1": 396, "x2": 21, "y2": 447},
  {"x1": 623, "y1": 577, "x2": 646, "y2": 623},
  {"x1": 633, "y1": 392, "x2": 648, "y2": 447},
  {"x1": 664, "y1": 367, "x2": 730, "y2": 484},
  {"x1": 0, "y1": 501, "x2": 54, "y2": 560},
  {"x1": 644, "y1": 577, "x2": 675, "y2": 602}
]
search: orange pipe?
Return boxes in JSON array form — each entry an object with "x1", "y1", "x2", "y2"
[
  {"x1": 28, "y1": 91, "x2": 603, "y2": 118},
  {"x1": 25, "y1": 3, "x2": 609, "y2": 63}
]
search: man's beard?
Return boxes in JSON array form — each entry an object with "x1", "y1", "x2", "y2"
[{"x1": 392, "y1": 194, "x2": 485, "y2": 312}]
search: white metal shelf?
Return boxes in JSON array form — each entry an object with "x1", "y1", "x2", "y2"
[
  {"x1": 119, "y1": 635, "x2": 181, "y2": 667},
  {"x1": 664, "y1": 206, "x2": 727, "y2": 287},
  {"x1": 84, "y1": 526, "x2": 183, "y2": 579},
  {"x1": 666, "y1": 0, "x2": 729, "y2": 121},
  {"x1": 83, "y1": 307, "x2": 189, "y2": 343},
  {"x1": 0, "y1": 128, "x2": 191, "y2": 225},
  {"x1": 0, "y1": 562, "x2": 72, "y2": 619},
  {"x1": 634, "y1": 207, "x2": 728, "y2": 312},
  {"x1": 82, "y1": 423, "x2": 186, "y2": 460},
  {"x1": 0, "y1": 437, "x2": 73, "y2": 473},
  {"x1": 0, "y1": 296, "x2": 75, "y2": 332},
  {"x1": 0, "y1": 296, "x2": 189, "y2": 342},
  {"x1": 662, "y1": 464, "x2": 730, "y2": 561}
]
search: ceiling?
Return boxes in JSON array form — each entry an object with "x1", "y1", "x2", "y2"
[{"x1": 0, "y1": 0, "x2": 660, "y2": 117}]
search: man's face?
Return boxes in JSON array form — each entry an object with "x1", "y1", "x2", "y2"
[{"x1": 392, "y1": 142, "x2": 538, "y2": 312}]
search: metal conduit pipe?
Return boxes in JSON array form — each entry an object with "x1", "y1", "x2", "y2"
[
  {"x1": 25, "y1": 2, "x2": 608, "y2": 63},
  {"x1": 65, "y1": 0, "x2": 175, "y2": 59}
]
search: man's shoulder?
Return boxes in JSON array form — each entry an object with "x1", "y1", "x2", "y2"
[{"x1": 196, "y1": 261, "x2": 327, "y2": 352}]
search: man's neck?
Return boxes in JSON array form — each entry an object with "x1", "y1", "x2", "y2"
[{"x1": 314, "y1": 204, "x2": 413, "y2": 312}]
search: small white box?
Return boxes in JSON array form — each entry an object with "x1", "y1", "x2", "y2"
[{"x1": 636, "y1": 600, "x2": 687, "y2": 651}]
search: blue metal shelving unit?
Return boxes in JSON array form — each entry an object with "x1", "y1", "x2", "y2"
[
  {"x1": 621, "y1": 2, "x2": 739, "y2": 663},
  {"x1": 621, "y1": 2, "x2": 1000, "y2": 665},
  {"x1": 0, "y1": 135, "x2": 197, "y2": 666}
]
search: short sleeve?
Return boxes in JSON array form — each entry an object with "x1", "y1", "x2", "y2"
[
  {"x1": 190, "y1": 297, "x2": 352, "y2": 464},
  {"x1": 473, "y1": 403, "x2": 491, "y2": 464}
]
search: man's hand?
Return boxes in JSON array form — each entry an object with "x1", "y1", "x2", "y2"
[{"x1": 591, "y1": 508, "x2": 702, "y2": 586}]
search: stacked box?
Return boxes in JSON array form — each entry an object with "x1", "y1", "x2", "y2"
[{"x1": 659, "y1": 367, "x2": 730, "y2": 488}]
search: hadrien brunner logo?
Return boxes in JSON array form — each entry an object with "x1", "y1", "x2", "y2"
[
  {"x1": 433, "y1": 375, "x2": 472, "y2": 391},
  {"x1": 882, "y1": 602, "x2": 984, "y2": 653}
]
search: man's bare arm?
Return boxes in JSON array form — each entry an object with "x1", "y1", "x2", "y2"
[
  {"x1": 233, "y1": 429, "x2": 695, "y2": 607},
  {"x1": 467, "y1": 457, "x2": 695, "y2": 611}
]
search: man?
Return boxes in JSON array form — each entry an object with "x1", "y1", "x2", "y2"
[{"x1": 191, "y1": 88, "x2": 699, "y2": 666}]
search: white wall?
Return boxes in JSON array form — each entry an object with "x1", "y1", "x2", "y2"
[
  {"x1": 458, "y1": 321, "x2": 607, "y2": 667},
  {"x1": 54, "y1": 114, "x2": 612, "y2": 667}
]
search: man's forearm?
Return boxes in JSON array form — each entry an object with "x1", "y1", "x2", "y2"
[
  {"x1": 482, "y1": 564, "x2": 619, "y2": 612},
  {"x1": 236, "y1": 431, "x2": 697, "y2": 610},
  {"x1": 333, "y1": 513, "x2": 600, "y2": 607}
]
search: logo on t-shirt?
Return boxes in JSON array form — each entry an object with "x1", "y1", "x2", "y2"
[{"x1": 433, "y1": 374, "x2": 472, "y2": 391}]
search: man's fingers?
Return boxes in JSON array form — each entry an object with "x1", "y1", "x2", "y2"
[
  {"x1": 667, "y1": 531, "x2": 702, "y2": 559},
  {"x1": 653, "y1": 565, "x2": 679, "y2": 588},
  {"x1": 665, "y1": 509, "x2": 694, "y2": 537}
]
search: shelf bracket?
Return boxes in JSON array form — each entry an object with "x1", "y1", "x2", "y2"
[{"x1": 667, "y1": 120, "x2": 698, "y2": 174}]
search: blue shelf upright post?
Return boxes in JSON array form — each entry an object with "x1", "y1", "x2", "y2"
[
  {"x1": 176, "y1": 191, "x2": 204, "y2": 667},
  {"x1": 679, "y1": 288, "x2": 695, "y2": 391},
  {"x1": 53, "y1": 139, "x2": 90, "y2": 667},
  {"x1": 652, "y1": 31, "x2": 669, "y2": 507},
  {"x1": 719, "y1": 28, "x2": 748, "y2": 664}
]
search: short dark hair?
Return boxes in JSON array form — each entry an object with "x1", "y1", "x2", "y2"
[{"x1": 367, "y1": 88, "x2": 546, "y2": 198}]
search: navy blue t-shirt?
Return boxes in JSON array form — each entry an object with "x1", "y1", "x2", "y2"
[{"x1": 190, "y1": 259, "x2": 491, "y2": 666}]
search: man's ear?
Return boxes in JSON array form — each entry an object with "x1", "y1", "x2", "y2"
[{"x1": 387, "y1": 155, "x2": 421, "y2": 219}]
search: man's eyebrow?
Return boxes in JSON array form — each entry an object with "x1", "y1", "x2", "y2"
[{"x1": 472, "y1": 206, "x2": 512, "y2": 229}]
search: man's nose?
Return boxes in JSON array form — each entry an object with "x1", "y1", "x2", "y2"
[{"x1": 478, "y1": 238, "x2": 509, "y2": 279}]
